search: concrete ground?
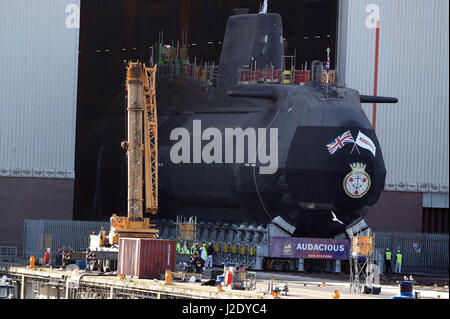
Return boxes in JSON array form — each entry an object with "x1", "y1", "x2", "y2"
[
  {"x1": 251, "y1": 271, "x2": 448, "y2": 299},
  {"x1": 202, "y1": 268, "x2": 449, "y2": 299},
  {"x1": 2, "y1": 259, "x2": 447, "y2": 299}
]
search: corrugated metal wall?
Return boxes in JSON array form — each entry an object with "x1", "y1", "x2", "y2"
[
  {"x1": 338, "y1": 0, "x2": 449, "y2": 193},
  {"x1": 374, "y1": 232, "x2": 449, "y2": 274},
  {"x1": 23, "y1": 219, "x2": 109, "y2": 258},
  {"x1": 0, "y1": 0, "x2": 80, "y2": 179}
]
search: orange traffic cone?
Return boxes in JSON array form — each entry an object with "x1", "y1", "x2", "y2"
[
  {"x1": 28, "y1": 256, "x2": 36, "y2": 268},
  {"x1": 165, "y1": 270, "x2": 172, "y2": 285},
  {"x1": 332, "y1": 289, "x2": 340, "y2": 299}
]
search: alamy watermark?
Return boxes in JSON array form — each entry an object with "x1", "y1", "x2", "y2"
[
  {"x1": 170, "y1": 120, "x2": 278, "y2": 175},
  {"x1": 65, "y1": 3, "x2": 80, "y2": 29},
  {"x1": 365, "y1": 4, "x2": 380, "y2": 29}
]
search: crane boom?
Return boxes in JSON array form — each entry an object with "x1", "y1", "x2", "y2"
[
  {"x1": 108, "y1": 61, "x2": 159, "y2": 239},
  {"x1": 143, "y1": 65, "x2": 158, "y2": 215}
]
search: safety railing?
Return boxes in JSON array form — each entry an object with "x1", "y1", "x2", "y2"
[
  {"x1": 157, "y1": 62, "x2": 337, "y2": 87},
  {"x1": 237, "y1": 68, "x2": 336, "y2": 85},
  {"x1": 157, "y1": 62, "x2": 219, "y2": 84}
]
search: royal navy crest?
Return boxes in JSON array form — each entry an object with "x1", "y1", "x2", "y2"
[{"x1": 343, "y1": 163, "x2": 371, "y2": 198}]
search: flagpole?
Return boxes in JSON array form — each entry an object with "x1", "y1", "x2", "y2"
[
  {"x1": 259, "y1": 0, "x2": 268, "y2": 14},
  {"x1": 373, "y1": 21, "x2": 380, "y2": 130},
  {"x1": 350, "y1": 142, "x2": 360, "y2": 155},
  {"x1": 326, "y1": 47, "x2": 330, "y2": 85}
]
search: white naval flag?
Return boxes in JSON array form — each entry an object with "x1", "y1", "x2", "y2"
[
  {"x1": 355, "y1": 131, "x2": 376, "y2": 156},
  {"x1": 259, "y1": 0, "x2": 268, "y2": 14}
]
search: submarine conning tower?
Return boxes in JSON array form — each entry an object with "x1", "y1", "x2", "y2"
[{"x1": 218, "y1": 12, "x2": 285, "y2": 88}]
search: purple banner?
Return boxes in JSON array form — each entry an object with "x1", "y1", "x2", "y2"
[{"x1": 270, "y1": 237, "x2": 351, "y2": 260}]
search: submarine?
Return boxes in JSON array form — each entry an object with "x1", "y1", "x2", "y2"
[{"x1": 154, "y1": 12, "x2": 397, "y2": 238}]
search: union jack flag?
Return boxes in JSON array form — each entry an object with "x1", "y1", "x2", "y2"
[
  {"x1": 327, "y1": 130, "x2": 354, "y2": 155},
  {"x1": 326, "y1": 48, "x2": 331, "y2": 84}
]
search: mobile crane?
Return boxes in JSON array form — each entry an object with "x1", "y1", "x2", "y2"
[{"x1": 85, "y1": 62, "x2": 159, "y2": 272}]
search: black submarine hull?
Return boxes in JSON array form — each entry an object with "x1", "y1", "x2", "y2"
[
  {"x1": 156, "y1": 79, "x2": 386, "y2": 237},
  {"x1": 151, "y1": 12, "x2": 387, "y2": 238}
]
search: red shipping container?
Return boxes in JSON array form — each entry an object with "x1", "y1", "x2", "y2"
[{"x1": 118, "y1": 238, "x2": 176, "y2": 279}]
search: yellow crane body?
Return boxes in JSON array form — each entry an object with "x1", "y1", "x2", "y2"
[{"x1": 109, "y1": 61, "x2": 159, "y2": 240}]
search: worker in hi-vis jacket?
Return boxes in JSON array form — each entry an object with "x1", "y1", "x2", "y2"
[
  {"x1": 384, "y1": 248, "x2": 392, "y2": 274},
  {"x1": 394, "y1": 250, "x2": 403, "y2": 274}
]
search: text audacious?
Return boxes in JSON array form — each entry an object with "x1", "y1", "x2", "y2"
[{"x1": 296, "y1": 243, "x2": 345, "y2": 252}]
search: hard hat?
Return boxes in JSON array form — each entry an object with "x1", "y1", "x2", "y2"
[
  {"x1": 397, "y1": 250, "x2": 400, "y2": 253},
  {"x1": 386, "y1": 248, "x2": 389, "y2": 251}
]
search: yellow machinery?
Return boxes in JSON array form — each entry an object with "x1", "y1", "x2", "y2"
[
  {"x1": 349, "y1": 229, "x2": 379, "y2": 294},
  {"x1": 282, "y1": 70, "x2": 292, "y2": 84},
  {"x1": 85, "y1": 61, "x2": 159, "y2": 272},
  {"x1": 351, "y1": 236, "x2": 373, "y2": 257},
  {"x1": 175, "y1": 216, "x2": 197, "y2": 246},
  {"x1": 222, "y1": 243, "x2": 230, "y2": 254},
  {"x1": 110, "y1": 61, "x2": 159, "y2": 240}
]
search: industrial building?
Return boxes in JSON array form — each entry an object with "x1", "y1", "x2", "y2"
[
  {"x1": 337, "y1": 0, "x2": 449, "y2": 234},
  {"x1": 0, "y1": 0, "x2": 80, "y2": 254},
  {"x1": 0, "y1": 0, "x2": 448, "y2": 259}
]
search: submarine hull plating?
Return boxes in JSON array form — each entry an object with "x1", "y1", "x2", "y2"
[
  {"x1": 156, "y1": 79, "x2": 386, "y2": 237},
  {"x1": 152, "y1": 12, "x2": 387, "y2": 238}
]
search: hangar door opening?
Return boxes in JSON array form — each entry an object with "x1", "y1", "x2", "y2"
[{"x1": 73, "y1": 0, "x2": 340, "y2": 221}]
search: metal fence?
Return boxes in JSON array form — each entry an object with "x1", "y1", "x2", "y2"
[
  {"x1": 22, "y1": 220, "x2": 449, "y2": 275},
  {"x1": 156, "y1": 218, "x2": 268, "y2": 269},
  {"x1": 0, "y1": 245, "x2": 17, "y2": 262},
  {"x1": 23, "y1": 220, "x2": 110, "y2": 259},
  {"x1": 374, "y1": 232, "x2": 449, "y2": 275},
  {"x1": 157, "y1": 62, "x2": 219, "y2": 83}
]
